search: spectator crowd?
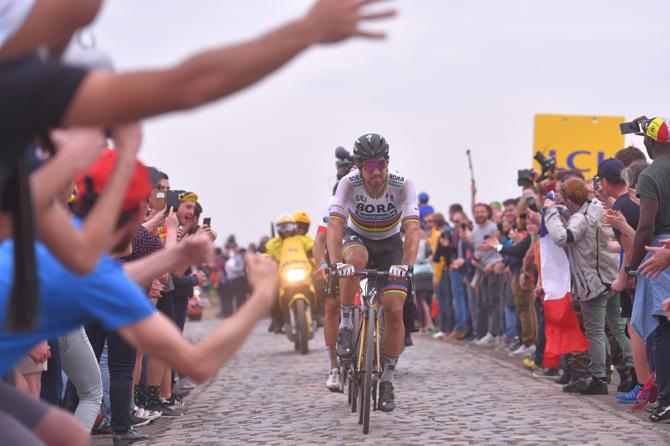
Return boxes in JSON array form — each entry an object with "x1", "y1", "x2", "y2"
[
  {"x1": 4, "y1": 0, "x2": 670, "y2": 444},
  {"x1": 0, "y1": 0, "x2": 392, "y2": 445},
  {"x1": 408, "y1": 125, "x2": 670, "y2": 423}
]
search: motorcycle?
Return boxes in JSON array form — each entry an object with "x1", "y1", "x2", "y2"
[{"x1": 278, "y1": 235, "x2": 318, "y2": 354}]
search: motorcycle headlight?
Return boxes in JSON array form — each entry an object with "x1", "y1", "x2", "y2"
[{"x1": 285, "y1": 268, "x2": 307, "y2": 283}]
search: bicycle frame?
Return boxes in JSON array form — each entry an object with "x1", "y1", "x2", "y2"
[{"x1": 327, "y1": 267, "x2": 415, "y2": 434}]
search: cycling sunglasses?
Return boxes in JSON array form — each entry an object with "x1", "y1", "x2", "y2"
[{"x1": 362, "y1": 159, "x2": 387, "y2": 173}]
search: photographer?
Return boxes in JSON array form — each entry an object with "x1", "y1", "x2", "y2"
[
  {"x1": 627, "y1": 117, "x2": 670, "y2": 422},
  {"x1": 544, "y1": 177, "x2": 633, "y2": 395}
]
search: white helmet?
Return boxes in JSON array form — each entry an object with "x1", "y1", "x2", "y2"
[{"x1": 275, "y1": 213, "x2": 296, "y2": 234}]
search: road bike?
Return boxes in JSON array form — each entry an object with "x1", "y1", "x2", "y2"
[{"x1": 328, "y1": 268, "x2": 413, "y2": 434}]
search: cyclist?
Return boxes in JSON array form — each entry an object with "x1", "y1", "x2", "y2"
[
  {"x1": 313, "y1": 202, "x2": 344, "y2": 391},
  {"x1": 327, "y1": 133, "x2": 421, "y2": 412},
  {"x1": 318, "y1": 162, "x2": 359, "y2": 392}
]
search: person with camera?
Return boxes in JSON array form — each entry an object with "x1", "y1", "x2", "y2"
[
  {"x1": 328, "y1": 133, "x2": 420, "y2": 412},
  {"x1": 544, "y1": 177, "x2": 633, "y2": 395},
  {"x1": 625, "y1": 117, "x2": 670, "y2": 421}
]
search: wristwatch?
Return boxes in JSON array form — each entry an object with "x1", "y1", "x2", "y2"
[{"x1": 624, "y1": 266, "x2": 638, "y2": 277}]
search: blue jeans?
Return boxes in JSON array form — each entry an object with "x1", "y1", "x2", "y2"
[
  {"x1": 504, "y1": 306, "x2": 517, "y2": 341},
  {"x1": 450, "y1": 270, "x2": 469, "y2": 332},
  {"x1": 436, "y1": 272, "x2": 454, "y2": 333}
]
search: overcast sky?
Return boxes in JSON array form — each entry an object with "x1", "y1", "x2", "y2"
[{"x1": 89, "y1": 0, "x2": 667, "y2": 245}]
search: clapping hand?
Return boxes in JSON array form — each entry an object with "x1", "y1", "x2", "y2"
[{"x1": 601, "y1": 209, "x2": 626, "y2": 231}]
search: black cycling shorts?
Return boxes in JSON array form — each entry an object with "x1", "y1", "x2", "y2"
[{"x1": 342, "y1": 228, "x2": 408, "y2": 298}]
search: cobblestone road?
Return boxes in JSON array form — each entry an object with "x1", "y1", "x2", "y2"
[{"x1": 122, "y1": 317, "x2": 670, "y2": 446}]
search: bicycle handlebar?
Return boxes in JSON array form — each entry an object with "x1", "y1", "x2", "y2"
[{"x1": 327, "y1": 267, "x2": 414, "y2": 279}]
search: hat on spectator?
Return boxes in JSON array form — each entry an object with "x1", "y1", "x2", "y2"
[
  {"x1": 75, "y1": 149, "x2": 152, "y2": 212},
  {"x1": 596, "y1": 158, "x2": 624, "y2": 181},
  {"x1": 179, "y1": 192, "x2": 198, "y2": 203},
  {"x1": 641, "y1": 117, "x2": 670, "y2": 143}
]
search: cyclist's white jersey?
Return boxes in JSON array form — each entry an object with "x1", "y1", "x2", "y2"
[{"x1": 329, "y1": 170, "x2": 420, "y2": 241}]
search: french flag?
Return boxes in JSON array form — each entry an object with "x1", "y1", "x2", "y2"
[{"x1": 539, "y1": 208, "x2": 589, "y2": 368}]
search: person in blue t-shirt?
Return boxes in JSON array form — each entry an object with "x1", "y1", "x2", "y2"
[{"x1": 0, "y1": 134, "x2": 278, "y2": 446}]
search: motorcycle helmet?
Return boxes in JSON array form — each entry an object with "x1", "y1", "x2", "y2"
[
  {"x1": 293, "y1": 211, "x2": 311, "y2": 225},
  {"x1": 275, "y1": 213, "x2": 296, "y2": 235},
  {"x1": 353, "y1": 133, "x2": 389, "y2": 164}
]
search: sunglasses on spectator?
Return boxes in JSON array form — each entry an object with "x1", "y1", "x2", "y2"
[{"x1": 362, "y1": 159, "x2": 387, "y2": 173}]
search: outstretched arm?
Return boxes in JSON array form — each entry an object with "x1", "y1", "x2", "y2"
[
  {"x1": 123, "y1": 233, "x2": 213, "y2": 288},
  {"x1": 118, "y1": 254, "x2": 278, "y2": 383},
  {"x1": 31, "y1": 124, "x2": 142, "y2": 274},
  {"x1": 62, "y1": 0, "x2": 395, "y2": 127}
]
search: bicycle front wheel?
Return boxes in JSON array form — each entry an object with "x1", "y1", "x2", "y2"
[{"x1": 359, "y1": 309, "x2": 376, "y2": 434}]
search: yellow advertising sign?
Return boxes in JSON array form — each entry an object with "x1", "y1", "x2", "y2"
[{"x1": 533, "y1": 114, "x2": 625, "y2": 178}]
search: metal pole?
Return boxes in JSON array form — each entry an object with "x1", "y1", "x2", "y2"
[{"x1": 466, "y1": 149, "x2": 475, "y2": 183}]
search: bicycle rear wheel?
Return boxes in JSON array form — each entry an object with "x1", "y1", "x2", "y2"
[{"x1": 359, "y1": 309, "x2": 376, "y2": 434}]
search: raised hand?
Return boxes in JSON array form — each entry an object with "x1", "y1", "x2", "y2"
[
  {"x1": 245, "y1": 254, "x2": 279, "y2": 309},
  {"x1": 179, "y1": 232, "x2": 214, "y2": 266},
  {"x1": 111, "y1": 122, "x2": 143, "y2": 157},
  {"x1": 305, "y1": 0, "x2": 396, "y2": 44},
  {"x1": 49, "y1": 127, "x2": 107, "y2": 171}
]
